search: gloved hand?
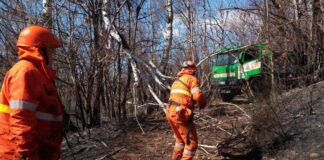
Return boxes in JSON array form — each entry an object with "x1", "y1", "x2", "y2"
[{"x1": 176, "y1": 105, "x2": 187, "y2": 114}]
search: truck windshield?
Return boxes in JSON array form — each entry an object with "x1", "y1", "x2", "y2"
[{"x1": 215, "y1": 51, "x2": 240, "y2": 66}]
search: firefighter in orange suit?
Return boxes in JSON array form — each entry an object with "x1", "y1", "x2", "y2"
[
  {"x1": 166, "y1": 60, "x2": 207, "y2": 160},
  {"x1": 0, "y1": 25, "x2": 63, "y2": 160}
]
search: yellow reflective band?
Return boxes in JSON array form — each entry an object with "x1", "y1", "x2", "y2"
[
  {"x1": 0, "y1": 103, "x2": 10, "y2": 113},
  {"x1": 171, "y1": 89, "x2": 191, "y2": 96}
]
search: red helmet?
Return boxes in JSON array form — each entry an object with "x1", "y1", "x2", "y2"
[
  {"x1": 181, "y1": 60, "x2": 196, "y2": 68},
  {"x1": 16, "y1": 25, "x2": 61, "y2": 48}
]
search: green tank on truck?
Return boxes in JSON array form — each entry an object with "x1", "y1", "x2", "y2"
[{"x1": 212, "y1": 43, "x2": 271, "y2": 101}]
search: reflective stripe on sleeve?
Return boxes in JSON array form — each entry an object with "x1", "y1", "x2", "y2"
[
  {"x1": 9, "y1": 100, "x2": 38, "y2": 111},
  {"x1": 170, "y1": 89, "x2": 191, "y2": 96},
  {"x1": 190, "y1": 87, "x2": 200, "y2": 94},
  {"x1": 0, "y1": 103, "x2": 10, "y2": 113},
  {"x1": 36, "y1": 112, "x2": 63, "y2": 122},
  {"x1": 183, "y1": 149, "x2": 195, "y2": 155},
  {"x1": 174, "y1": 143, "x2": 184, "y2": 149}
]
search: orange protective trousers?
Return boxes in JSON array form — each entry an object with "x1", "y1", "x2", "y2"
[{"x1": 166, "y1": 105, "x2": 197, "y2": 160}]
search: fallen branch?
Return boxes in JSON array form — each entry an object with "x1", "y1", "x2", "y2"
[
  {"x1": 217, "y1": 102, "x2": 251, "y2": 119},
  {"x1": 149, "y1": 124, "x2": 160, "y2": 131},
  {"x1": 103, "y1": 11, "x2": 169, "y2": 113},
  {"x1": 216, "y1": 126, "x2": 233, "y2": 136},
  {"x1": 199, "y1": 146, "x2": 210, "y2": 154},
  {"x1": 200, "y1": 123, "x2": 222, "y2": 130},
  {"x1": 196, "y1": 114, "x2": 233, "y2": 136},
  {"x1": 91, "y1": 137, "x2": 108, "y2": 148},
  {"x1": 100, "y1": 141, "x2": 108, "y2": 148},
  {"x1": 149, "y1": 60, "x2": 175, "y2": 81},
  {"x1": 137, "y1": 103, "x2": 169, "y2": 108},
  {"x1": 198, "y1": 144, "x2": 218, "y2": 149},
  {"x1": 95, "y1": 147, "x2": 124, "y2": 160}
]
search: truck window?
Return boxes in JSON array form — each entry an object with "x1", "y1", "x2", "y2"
[
  {"x1": 215, "y1": 51, "x2": 240, "y2": 66},
  {"x1": 244, "y1": 53, "x2": 255, "y2": 62},
  {"x1": 215, "y1": 54, "x2": 228, "y2": 66},
  {"x1": 243, "y1": 49, "x2": 258, "y2": 62}
]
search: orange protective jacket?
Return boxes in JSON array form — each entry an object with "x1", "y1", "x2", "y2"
[
  {"x1": 0, "y1": 46, "x2": 63, "y2": 160},
  {"x1": 169, "y1": 67, "x2": 206, "y2": 110}
]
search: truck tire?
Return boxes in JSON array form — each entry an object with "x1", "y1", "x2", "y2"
[{"x1": 220, "y1": 93, "x2": 235, "y2": 102}]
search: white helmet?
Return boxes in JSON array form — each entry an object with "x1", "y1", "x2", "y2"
[{"x1": 181, "y1": 60, "x2": 196, "y2": 68}]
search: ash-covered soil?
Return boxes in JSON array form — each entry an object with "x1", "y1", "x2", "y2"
[{"x1": 263, "y1": 81, "x2": 324, "y2": 160}]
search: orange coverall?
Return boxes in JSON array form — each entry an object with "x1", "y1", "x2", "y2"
[
  {"x1": 0, "y1": 46, "x2": 63, "y2": 160},
  {"x1": 166, "y1": 67, "x2": 206, "y2": 160}
]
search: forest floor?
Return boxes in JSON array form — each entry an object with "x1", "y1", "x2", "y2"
[{"x1": 61, "y1": 80, "x2": 324, "y2": 160}]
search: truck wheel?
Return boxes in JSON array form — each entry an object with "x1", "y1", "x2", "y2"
[{"x1": 220, "y1": 93, "x2": 234, "y2": 102}]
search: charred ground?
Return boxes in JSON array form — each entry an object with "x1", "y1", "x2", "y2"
[{"x1": 61, "y1": 80, "x2": 324, "y2": 160}]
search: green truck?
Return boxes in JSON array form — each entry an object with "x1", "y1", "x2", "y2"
[{"x1": 212, "y1": 43, "x2": 271, "y2": 101}]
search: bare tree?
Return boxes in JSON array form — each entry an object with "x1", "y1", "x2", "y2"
[
  {"x1": 41, "y1": 0, "x2": 53, "y2": 28},
  {"x1": 160, "y1": 0, "x2": 173, "y2": 74}
]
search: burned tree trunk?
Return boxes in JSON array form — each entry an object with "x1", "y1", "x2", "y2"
[{"x1": 311, "y1": 0, "x2": 324, "y2": 76}]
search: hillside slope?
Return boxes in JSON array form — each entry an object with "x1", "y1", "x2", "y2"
[{"x1": 265, "y1": 81, "x2": 324, "y2": 159}]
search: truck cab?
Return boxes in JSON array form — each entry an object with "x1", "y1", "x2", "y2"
[{"x1": 212, "y1": 43, "x2": 270, "y2": 101}]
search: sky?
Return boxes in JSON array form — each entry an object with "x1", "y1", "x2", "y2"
[{"x1": 163, "y1": 0, "x2": 259, "y2": 44}]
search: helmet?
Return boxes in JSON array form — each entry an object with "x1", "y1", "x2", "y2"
[
  {"x1": 16, "y1": 25, "x2": 61, "y2": 48},
  {"x1": 181, "y1": 60, "x2": 196, "y2": 68}
]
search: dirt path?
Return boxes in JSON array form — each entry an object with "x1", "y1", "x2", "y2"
[{"x1": 61, "y1": 99, "x2": 251, "y2": 160}]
